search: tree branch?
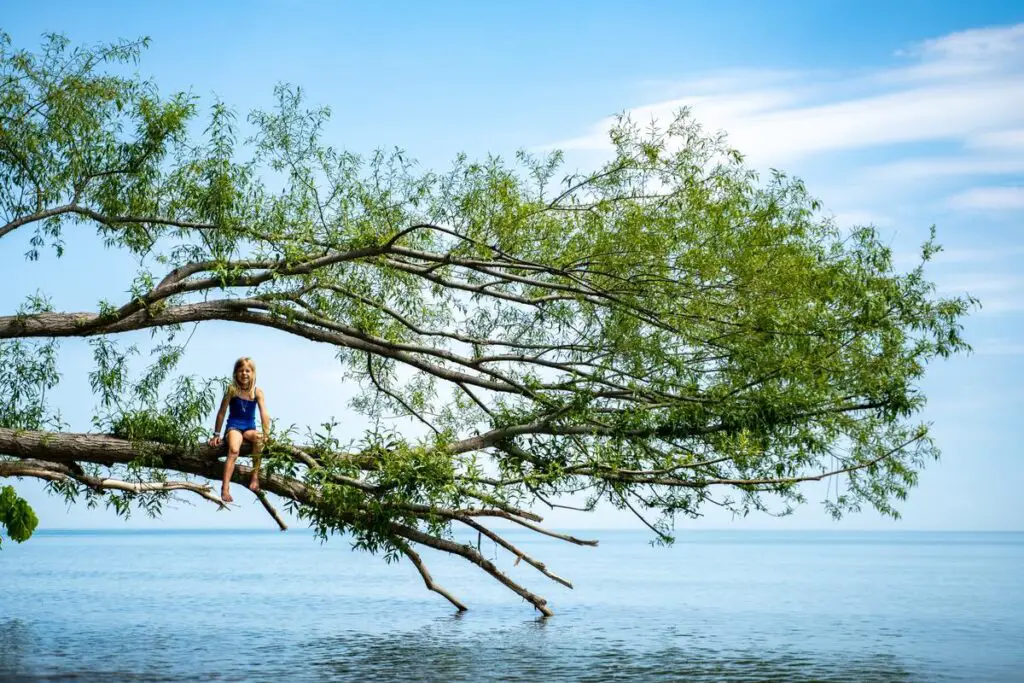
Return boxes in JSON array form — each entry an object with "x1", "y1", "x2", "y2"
[
  {"x1": 455, "y1": 515, "x2": 574, "y2": 588},
  {"x1": 0, "y1": 428, "x2": 577, "y2": 614},
  {"x1": 253, "y1": 489, "x2": 288, "y2": 530},
  {"x1": 388, "y1": 520, "x2": 555, "y2": 617},
  {"x1": 0, "y1": 458, "x2": 228, "y2": 510},
  {"x1": 393, "y1": 538, "x2": 468, "y2": 612}
]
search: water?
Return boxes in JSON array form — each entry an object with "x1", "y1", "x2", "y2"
[{"x1": 1, "y1": 529, "x2": 1021, "y2": 681}]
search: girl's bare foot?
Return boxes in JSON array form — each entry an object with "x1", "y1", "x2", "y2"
[
  {"x1": 221, "y1": 488, "x2": 234, "y2": 503},
  {"x1": 248, "y1": 479, "x2": 260, "y2": 493}
]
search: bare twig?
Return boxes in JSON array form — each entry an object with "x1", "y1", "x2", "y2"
[
  {"x1": 456, "y1": 515, "x2": 574, "y2": 588},
  {"x1": 0, "y1": 458, "x2": 227, "y2": 510},
  {"x1": 389, "y1": 520, "x2": 554, "y2": 617},
  {"x1": 394, "y1": 538, "x2": 468, "y2": 612},
  {"x1": 253, "y1": 489, "x2": 288, "y2": 530}
]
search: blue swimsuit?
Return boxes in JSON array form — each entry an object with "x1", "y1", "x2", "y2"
[{"x1": 225, "y1": 392, "x2": 258, "y2": 434}]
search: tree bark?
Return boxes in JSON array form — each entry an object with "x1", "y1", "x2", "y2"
[{"x1": 0, "y1": 427, "x2": 310, "y2": 502}]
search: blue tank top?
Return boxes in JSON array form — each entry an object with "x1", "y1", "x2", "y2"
[{"x1": 225, "y1": 391, "x2": 258, "y2": 432}]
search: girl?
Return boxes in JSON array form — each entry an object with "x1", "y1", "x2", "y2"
[{"x1": 208, "y1": 357, "x2": 270, "y2": 503}]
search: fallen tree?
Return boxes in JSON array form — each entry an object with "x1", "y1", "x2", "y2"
[{"x1": 0, "y1": 33, "x2": 973, "y2": 614}]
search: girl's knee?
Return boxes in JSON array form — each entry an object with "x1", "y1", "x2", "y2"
[{"x1": 227, "y1": 449, "x2": 240, "y2": 459}]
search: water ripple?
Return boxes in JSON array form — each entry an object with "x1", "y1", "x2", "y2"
[{"x1": 2, "y1": 530, "x2": 1022, "y2": 681}]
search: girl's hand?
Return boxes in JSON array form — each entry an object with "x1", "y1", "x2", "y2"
[{"x1": 208, "y1": 435, "x2": 222, "y2": 447}]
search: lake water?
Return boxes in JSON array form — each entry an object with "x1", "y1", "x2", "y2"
[{"x1": 1, "y1": 529, "x2": 1021, "y2": 681}]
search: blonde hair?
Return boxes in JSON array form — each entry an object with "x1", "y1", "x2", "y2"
[{"x1": 229, "y1": 357, "x2": 256, "y2": 399}]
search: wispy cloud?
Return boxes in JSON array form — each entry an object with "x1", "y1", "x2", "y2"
[
  {"x1": 868, "y1": 157, "x2": 1024, "y2": 184},
  {"x1": 930, "y1": 246, "x2": 1024, "y2": 265},
  {"x1": 973, "y1": 339, "x2": 1024, "y2": 356},
  {"x1": 935, "y1": 273, "x2": 1024, "y2": 314},
  {"x1": 978, "y1": 300, "x2": 1024, "y2": 314},
  {"x1": 549, "y1": 24, "x2": 1024, "y2": 170},
  {"x1": 936, "y1": 274, "x2": 1024, "y2": 294},
  {"x1": 890, "y1": 24, "x2": 1024, "y2": 79},
  {"x1": 948, "y1": 186, "x2": 1024, "y2": 211},
  {"x1": 967, "y1": 128, "x2": 1024, "y2": 151}
]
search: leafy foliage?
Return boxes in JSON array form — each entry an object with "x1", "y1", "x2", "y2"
[
  {"x1": 0, "y1": 485, "x2": 39, "y2": 548},
  {"x1": 0, "y1": 295, "x2": 63, "y2": 431}
]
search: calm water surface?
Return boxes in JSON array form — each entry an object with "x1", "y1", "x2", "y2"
[{"x1": 1, "y1": 529, "x2": 1021, "y2": 681}]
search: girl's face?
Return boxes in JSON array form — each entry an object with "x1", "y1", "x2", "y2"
[{"x1": 235, "y1": 363, "x2": 254, "y2": 388}]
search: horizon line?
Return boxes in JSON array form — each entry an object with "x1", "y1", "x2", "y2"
[{"x1": 29, "y1": 527, "x2": 1024, "y2": 533}]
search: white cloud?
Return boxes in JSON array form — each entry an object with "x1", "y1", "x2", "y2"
[
  {"x1": 932, "y1": 245, "x2": 1024, "y2": 265},
  {"x1": 868, "y1": 156, "x2": 1024, "y2": 183},
  {"x1": 894, "y1": 244, "x2": 1024, "y2": 269},
  {"x1": 548, "y1": 24, "x2": 1024, "y2": 169},
  {"x1": 936, "y1": 274, "x2": 1024, "y2": 294},
  {"x1": 934, "y1": 273, "x2": 1024, "y2": 314},
  {"x1": 977, "y1": 298, "x2": 1024, "y2": 314},
  {"x1": 967, "y1": 128, "x2": 1024, "y2": 151},
  {"x1": 973, "y1": 339, "x2": 1024, "y2": 355},
  {"x1": 890, "y1": 24, "x2": 1024, "y2": 80},
  {"x1": 948, "y1": 186, "x2": 1024, "y2": 211},
  {"x1": 732, "y1": 84, "x2": 1021, "y2": 163}
]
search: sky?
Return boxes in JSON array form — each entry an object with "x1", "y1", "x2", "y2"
[{"x1": 2, "y1": 1, "x2": 1022, "y2": 532}]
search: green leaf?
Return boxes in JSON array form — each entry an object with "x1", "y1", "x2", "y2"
[{"x1": 0, "y1": 486, "x2": 40, "y2": 546}]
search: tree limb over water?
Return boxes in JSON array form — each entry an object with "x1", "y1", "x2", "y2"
[{"x1": 0, "y1": 33, "x2": 974, "y2": 614}]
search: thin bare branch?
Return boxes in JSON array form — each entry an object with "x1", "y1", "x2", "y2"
[
  {"x1": 0, "y1": 458, "x2": 228, "y2": 510},
  {"x1": 616, "y1": 488, "x2": 673, "y2": 543},
  {"x1": 388, "y1": 520, "x2": 554, "y2": 617},
  {"x1": 393, "y1": 538, "x2": 468, "y2": 612},
  {"x1": 455, "y1": 515, "x2": 574, "y2": 588},
  {"x1": 253, "y1": 489, "x2": 288, "y2": 530},
  {"x1": 365, "y1": 352, "x2": 442, "y2": 435}
]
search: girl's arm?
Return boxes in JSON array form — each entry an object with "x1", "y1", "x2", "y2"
[
  {"x1": 256, "y1": 388, "x2": 270, "y2": 439},
  {"x1": 209, "y1": 392, "x2": 230, "y2": 446}
]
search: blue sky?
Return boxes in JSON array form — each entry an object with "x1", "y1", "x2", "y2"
[{"x1": 2, "y1": 1, "x2": 1022, "y2": 531}]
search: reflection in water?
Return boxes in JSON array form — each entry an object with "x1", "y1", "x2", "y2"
[
  {"x1": 1, "y1": 616, "x2": 927, "y2": 682},
  {"x1": 0, "y1": 619, "x2": 38, "y2": 674},
  {"x1": 306, "y1": 621, "x2": 921, "y2": 683}
]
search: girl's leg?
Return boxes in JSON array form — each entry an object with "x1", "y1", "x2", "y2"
[
  {"x1": 242, "y1": 429, "x2": 264, "y2": 492},
  {"x1": 222, "y1": 429, "x2": 243, "y2": 502}
]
